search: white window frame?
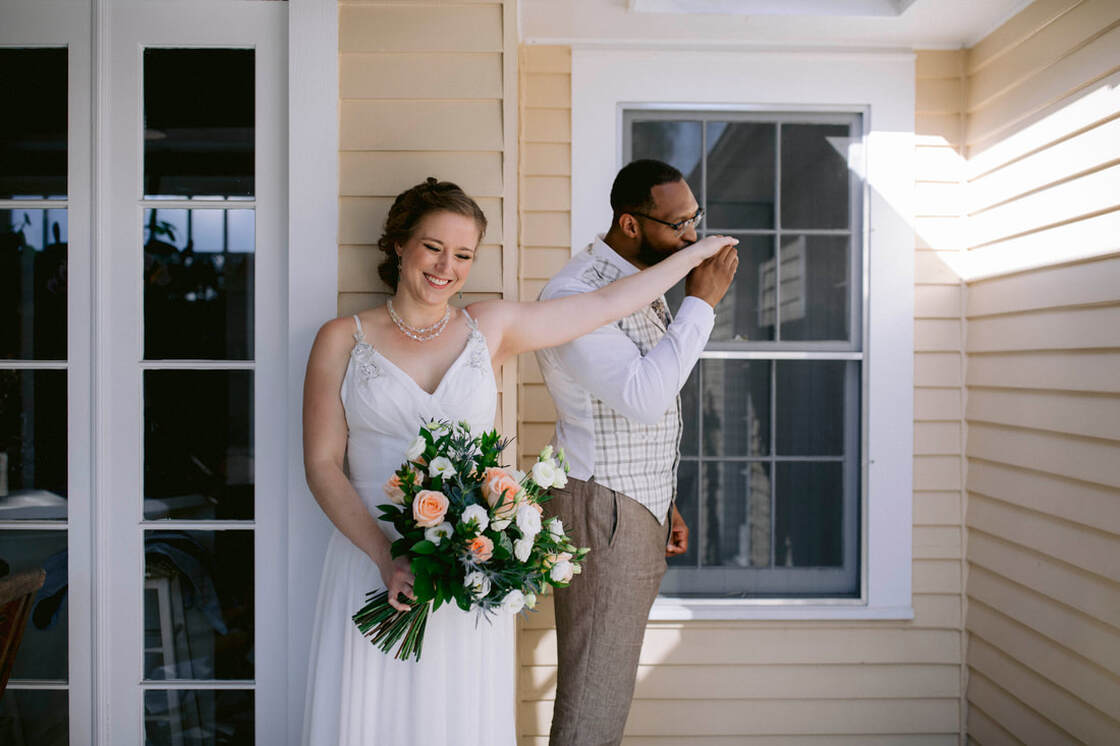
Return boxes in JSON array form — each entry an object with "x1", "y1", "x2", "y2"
[{"x1": 571, "y1": 48, "x2": 915, "y2": 621}]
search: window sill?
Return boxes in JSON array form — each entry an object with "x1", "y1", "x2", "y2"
[{"x1": 650, "y1": 598, "x2": 914, "y2": 621}]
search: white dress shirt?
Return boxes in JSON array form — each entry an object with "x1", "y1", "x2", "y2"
[{"x1": 535, "y1": 236, "x2": 715, "y2": 517}]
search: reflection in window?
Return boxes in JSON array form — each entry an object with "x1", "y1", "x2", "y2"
[
  {"x1": 143, "y1": 530, "x2": 254, "y2": 680},
  {"x1": 143, "y1": 208, "x2": 254, "y2": 360},
  {"x1": 1, "y1": 209, "x2": 68, "y2": 360},
  {"x1": 145, "y1": 689, "x2": 253, "y2": 745},
  {"x1": 628, "y1": 111, "x2": 862, "y2": 597},
  {"x1": 0, "y1": 690, "x2": 68, "y2": 746},
  {"x1": 0, "y1": 529, "x2": 68, "y2": 679},
  {"x1": 0, "y1": 48, "x2": 67, "y2": 200},
  {"x1": 144, "y1": 371, "x2": 253, "y2": 520},
  {"x1": 144, "y1": 48, "x2": 255, "y2": 199},
  {"x1": 0, "y1": 370, "x2": 67, "y2": 513}
]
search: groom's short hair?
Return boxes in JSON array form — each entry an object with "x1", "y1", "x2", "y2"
[{"x1": 610, "y1": 159, "x2": 685, "y2": 226}]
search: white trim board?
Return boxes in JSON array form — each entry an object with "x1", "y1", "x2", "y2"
[
  {"x1": 572, "y1": 48, "x2": 915, "y2": 621},
  {"x1": 286, "y1": 0, "x2": 338, "y2": 741}
]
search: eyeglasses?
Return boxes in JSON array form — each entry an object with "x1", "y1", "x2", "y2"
[{"x1": 630, "y1": 207, "x2": 704, "y2": 236}]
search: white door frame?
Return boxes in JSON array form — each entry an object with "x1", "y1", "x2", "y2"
[
  {"x1": 98, "y1": 3, "x2": 287, "y2": 743},
  {"x1": 285, "y1": 0, "x2": 338, "y2": 740}
]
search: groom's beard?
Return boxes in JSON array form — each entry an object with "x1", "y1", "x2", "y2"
[{"x1": 635, "y1": 234, "x2": 690, "y2": 268}]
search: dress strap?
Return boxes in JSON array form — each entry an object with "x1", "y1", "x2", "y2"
[
  {"x1": 352, "y1": 314, "x2": 366, "y2": 343},
  {"x1": 461, "y1": 308, "x2": 479, "y2": 332}
]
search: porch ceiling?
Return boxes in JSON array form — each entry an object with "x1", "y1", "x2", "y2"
[{"x1": 521, "y1": 0, "x2": 1032, "y2": 50}]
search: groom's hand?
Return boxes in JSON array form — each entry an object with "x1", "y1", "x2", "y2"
[
  {"x1": 665, "y1": 504, "x2": 689, "y2": 557},
  {"x1": 685, "y1": 243, "x2": 739, "y2": 309}
]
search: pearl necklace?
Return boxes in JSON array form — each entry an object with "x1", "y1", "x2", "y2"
[{"x1": 386, "y1": 299, "x2": 452, "y2": 342}]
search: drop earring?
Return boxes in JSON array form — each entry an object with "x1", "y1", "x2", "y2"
[{"x1": 457, "y1": 290, "x2": 463, "y2": 301}]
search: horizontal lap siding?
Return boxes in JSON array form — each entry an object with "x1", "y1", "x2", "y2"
[
  {"x1": 336, "y1": 1, "x2": 517, "y2": 434},
  {"x1": 962, "y1": 2, "x2": 1120, "y2": 743},
  {"x1": 512, "y1": 47, "x2": 965, "y2": 745}
]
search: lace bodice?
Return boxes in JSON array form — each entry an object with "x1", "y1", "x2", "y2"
[{"x1": 339, "y1": 310, "x2": 497, "y2": 495}]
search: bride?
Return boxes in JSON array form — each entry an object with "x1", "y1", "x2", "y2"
[{"x1": 301, "y1": 178, "x2": 737, "y2": 745}]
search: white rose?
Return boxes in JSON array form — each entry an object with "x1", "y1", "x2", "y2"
[
  {"x1": 531, "y1": 460, "x2": 558, "y2": 489},
  {"x1": 551, "y1": 464, "x2": 568, "y2": 488},
  {"x1": 548, "y1": 517, "x2": 564, "y2": 540},
  {"x1": 500, "y1": 589, "x2": 526, "y2": 615},
  {"x1": 404, "y1": 436, "x2": 426, "y2": 461},
  {"x1": 461, "y1": 503, "x2": 490, "y2": 534},
  {"x1": 516, "y1": 503, "x2": 542, "y2": 538},
  {"x1": 424, "y1": 521, "x2": 453, "y2": 546},
  {"x1": 464, "y1": 571, "x2": 491, "y2": 599},
  {"x1": 539, "y1": 445, "x2": 554, "y2": 461},
  {"x1": 549, "y1": 559, "x2": 574, "y2": 584},
  {"x1": 524, "y1": 592, "x2": 537, "y2": 609},
  {"x1": 513, "y1": 537, "x2": 533, "y2": 563},
  {"x1": 428, "y1": 456, "x2": 456, "y2": 479}
]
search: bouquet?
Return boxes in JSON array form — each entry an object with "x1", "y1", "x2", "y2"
[{"x1": 352, "y1": 419, "x2": 588, "y2": 661}]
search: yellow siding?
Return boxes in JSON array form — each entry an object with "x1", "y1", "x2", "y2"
[
  {"x1": 336, "y1": 0, "x2": 519, "y2": 436},
  {"x1": 961, "y1": 1, "x2": 1120, "y2": 742}
]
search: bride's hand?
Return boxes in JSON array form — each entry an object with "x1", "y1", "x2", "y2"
[
  {"x1": 379, "y1": 555, "x2": 416, "y2": 612},
  {"x1": 687, "y1": 234, "x2": 738, "y2": 261}
]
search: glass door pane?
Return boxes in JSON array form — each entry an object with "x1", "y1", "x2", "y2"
[
  {"x1": 138, "y1": 45, "x2": 257, "y2": 743},
  {"x1": 0, "y1": 45, "x2": 71, "y2": 745}
]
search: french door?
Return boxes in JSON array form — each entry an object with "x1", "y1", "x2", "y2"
[{"x1": 1, "y1": 2, "x2": 288, "y2": 743}]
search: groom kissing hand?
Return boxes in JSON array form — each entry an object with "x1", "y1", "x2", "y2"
[{"x1": 537, "y1": 159, "x2": 738, "y2": 746}]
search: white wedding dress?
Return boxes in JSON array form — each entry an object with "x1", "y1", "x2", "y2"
[{"x1": 302, "y1": 312, "x2": 516, "y2": 746}]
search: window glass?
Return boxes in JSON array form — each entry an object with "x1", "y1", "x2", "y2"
[
  {"x1": 627, "y1": 111, "x2": 861, "y2": 597},
  {"x1": 143, "y1": 49, "x2": 254, "y2": 199},
  {"x1": 0, "y1": 49, "x2": 67, "y2": 200}
]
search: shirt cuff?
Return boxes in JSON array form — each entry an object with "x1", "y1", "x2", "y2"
[{"x1": 678, "y1": 294, "x2": 717, "y2": 325}]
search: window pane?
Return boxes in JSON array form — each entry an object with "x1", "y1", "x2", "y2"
[
  {"x1": 775, "y1": 462, "x2": 844, "y2": 567},
  {"x1": 144, "y1": 689, "x2": 253, "y2": 745},
  {"x1": 677, "y1": 366, "x2": 699, "y2": 458},
  {"x1": 775, "y1": 361, "x2": 856, "y2": 457},
  {"x1": 630, "y1": 120, "x2": 702, "y2": 197},
  {"x1": 143, "y1": 208, "x2": 255, "y2": 360},
  {"x1": 143, "y1": 530, "x2": 254, "y2": 680},
  {"x1": 0, "y1": 370, "x2": 67, "y2": 516},
  {"x1": 144, "y1": 371, "x2": 253, "y2": 520},
  {"x1": 703, "y1": 461, "x2": 772, "y2": 568},
  {"x1": 700, "y1": 359, "x2": 770, "y2": 458},
  {"x1": 0, "y1": 48, "x2": 67, "y2": 200},
  {"x1": 1, "y1": 209, "x2": 68, "y2": 360},
  {"x1": 0, "y1": 529, "x2": 68, "y2": 679},
  {"x1": 777, "y1": 234, "x2": 850, "y2": 342},
  {"x1": 705, "y1": 122, "x2": 775, "y2": 230},
  {"x1": 0, "y1": 690, "x2": 67, "y2": 746},
  {"x1": 667, "y1": 459, "x2": 698, "y2": 568},
  {"x1": 708, "y1": 234, "x2": 775, "y2": 343},
  {"x1": 144, "y1": 49, "x2": 254, "y2": 198},
  {"x1": 780, "y1": 124, "x2": 851, "y2": 230}
]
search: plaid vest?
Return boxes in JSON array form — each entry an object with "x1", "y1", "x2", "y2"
[{"x1": 584, "y1": 258, "x2": 681, "y2": 523}]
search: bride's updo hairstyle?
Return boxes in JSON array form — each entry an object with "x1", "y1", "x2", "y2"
[{"x1": 377, "y1": 177, "x2": 488, "y2": 292}]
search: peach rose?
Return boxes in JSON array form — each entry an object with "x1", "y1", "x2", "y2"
[
  {"x1": 482, "y1": 467, "x2": 523, "y2": 518},
  {"x1": 382, "y1": 474, "x2": 406, "y2": 505},
  {"x1": 412, "y1": 490, "x2": 449, "y2": 528},
  {"x1": 467, "y1": 535, "x2": 494, "y2": 563}
]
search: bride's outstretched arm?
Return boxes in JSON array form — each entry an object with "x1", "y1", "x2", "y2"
[
  {"x1": 477, "y1": 234, "x2": 737, "y2": 363},
  {"x1": 303, "y1": 318, "x2": 415, "y2": 611}
]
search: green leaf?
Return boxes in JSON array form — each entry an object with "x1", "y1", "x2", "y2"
[
  {"x1": 413, "y1": 570, "x2": 435, "y2": 601},
  {"x1": 411, "y1": 539, "x2": 437, "y2": 555}
]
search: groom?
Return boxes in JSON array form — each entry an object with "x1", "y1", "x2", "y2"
[{"x1": 537, "y1": 159, "x2": 738, "y2": 745}]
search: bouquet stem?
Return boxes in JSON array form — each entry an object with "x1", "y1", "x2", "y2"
[{"x1": 352, "y1": 590, "x2": 431, "y2": 662}]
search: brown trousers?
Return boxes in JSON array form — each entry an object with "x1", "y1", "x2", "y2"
[{"x1": 546, "y1": 477, "x2": 669, "y2": 746}]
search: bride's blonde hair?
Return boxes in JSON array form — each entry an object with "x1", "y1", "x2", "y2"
[{"x1": 377, "y1": 177, "x2": 488, "y2": 291}]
